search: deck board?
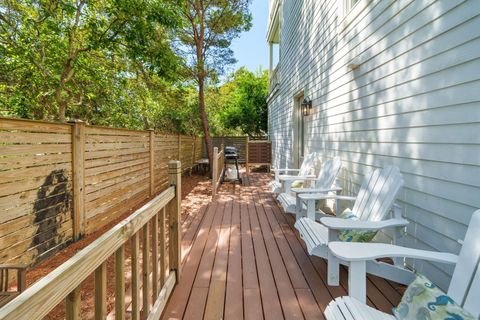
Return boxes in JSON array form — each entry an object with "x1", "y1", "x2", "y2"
[{"x1": 161, "y1": 173, "x2": 403, "y2": 320}]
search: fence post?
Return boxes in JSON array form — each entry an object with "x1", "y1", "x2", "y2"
[
  {"x1": 177, "y1": 134, "x2": 181, "y2": 163},
  {"x1": 245, "y1": 136, "x2": 250, "y2": 174},
  {"x1": 70, "y1": 119, "x2": 85, "y2": 241},
  {"x1": 212, "y1": 147, "x2": 218, "y2": 198},
  {"x1": 148, "y1": 129, "x2": 155, "y2": 196},
  {"x1": 168, "y1": 160, "x2": 182, "y2": 283},
  {"x1": 189, "y1": 139, "x2": 195, "y2": 176}
]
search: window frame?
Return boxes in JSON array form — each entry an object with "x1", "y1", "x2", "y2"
[{"x1": 338, "y1": 0, "x2": 371, "y2": 34}]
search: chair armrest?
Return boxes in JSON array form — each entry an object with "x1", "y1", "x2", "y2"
[
  {"x1": 298, "y1": 193, "x2": 356, "y2": 201},
  {"x1": 291, "y1": 187, "x2": 342, "y2": 194},
  {"x1": 328, "y1": 242, "x2": 458, "y2": 265},
  {"x1": 272, "y1": 168, "x2": 301, "y2": 173},
  {"x1": 279, "y1": 175, "x2": 315, "y2": 182},
  {"x1": 320, "y1": 217, "x2": 409, "y2": 231}
]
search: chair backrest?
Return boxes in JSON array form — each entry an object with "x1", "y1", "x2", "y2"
[
  {"x1": 352, "y1": 166, "x2": 403, "y2": 221},
  {"x1": 298, "y1": 153, "x2": 317, "y2": 177},
  {"x1": 448, "y1": 209, "x2": 480, "y2": 318},
  {"x1": 315, "y1": 156, "x2": 342, "y2": 189}
]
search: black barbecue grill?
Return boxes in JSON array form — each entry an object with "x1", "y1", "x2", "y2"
[{"x1": 222, "y1": 146, "x2": 242, "y2": 183}]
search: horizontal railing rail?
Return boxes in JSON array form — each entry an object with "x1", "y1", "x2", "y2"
[{"x1": 0, "y1": 161, "x2": 182, "y2": 320}]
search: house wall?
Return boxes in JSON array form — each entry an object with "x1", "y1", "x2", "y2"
[{"x1": 268, "y1": 0, "x2": 480, "y2": 290}]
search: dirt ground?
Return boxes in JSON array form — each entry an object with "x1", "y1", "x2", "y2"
[{"x1": 24, "y1": 173, "x2": 211, "y2": 320}]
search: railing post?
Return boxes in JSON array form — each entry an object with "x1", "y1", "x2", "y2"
[
  {"x1": 212, "y1": 147, "x2": 218, "y2": 198},
  {"x1": 66, "y1": 287, "x2": 81, "y2": 320},
  {"x1": 94, "y1": 262, "x2": 107, "y2": 320},
  {"x1": 168, "y1": 161, "x2": 182, "y2": 283},
  {"x1": 69, "y1": 119, "x2": 86, "y2": 241},
  {"x1": 115, "y1": 245, "x2": 126, "y2": 320},
  {"x1": 131, "y1": 232, "x2": 140, "y2": 320},
  {"x1": 148, "y1": 129, "x2": 155, "y2": 196}
]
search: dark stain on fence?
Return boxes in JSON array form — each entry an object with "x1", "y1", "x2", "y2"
[{"x1": 32, "y1": 170, "x2": 72, "y2": 259}]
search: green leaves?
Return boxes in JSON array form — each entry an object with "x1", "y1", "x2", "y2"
[
  {"x1": 217, "y1": 68, "x2": 268, "y2": 137},
  {"x1": 0, "y1": 0, "x2": 185, "y2": 126}
]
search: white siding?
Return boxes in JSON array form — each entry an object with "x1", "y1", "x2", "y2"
[{"x1": 268, "y1": 0, "x2": 480, "y2": 290}]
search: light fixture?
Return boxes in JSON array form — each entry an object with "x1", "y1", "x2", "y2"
[{"x1": 301, "y1": 98, "x2": 313, "y2": 116}]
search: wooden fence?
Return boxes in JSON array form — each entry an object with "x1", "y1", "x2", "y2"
[
  {"x1": 202, "y1": 137, "x2": 271, "y2": 170},
  {"x1": 202, "y1": 136, "x2": 248, "y2": 163},
  {"x1": 0, "y1": 161, "x2": 182, "y2": 320},
  {"x1": 246, "y1": 140, "x2": 272, "y2": 173},
  {"x1": 211, "y1": 146, "x2": 224, "y2": 198},
  {"x1": 0, "y1": 117, "x2": 201, "y2": 267}
]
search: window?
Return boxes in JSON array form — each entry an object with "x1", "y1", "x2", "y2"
[
  {"x1": 338, "y1": 0, "x2": 369, "y2": 34},
  {"x1": 345, "y1": 0, "x2": 360, "y2": 14}
]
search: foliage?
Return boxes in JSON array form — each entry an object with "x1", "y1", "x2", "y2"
[
  {"x1": 0, "y1": 0, "x2": 262, "y2": 138},
  {"x1": 0, "y1": 0, "x2": 183, "y2": 127},
  {"x1": 216, "y1": 68, "x2": 268, "y2": 137},
  {"x1": 176, "y1": 0, "x2": 252, "y2": 164}
]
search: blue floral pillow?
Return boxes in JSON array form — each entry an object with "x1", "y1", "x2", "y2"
[
  {"x1": 337, "y1": 209, "x2": 377, "y2": 242},
  {"x1": 393, "y1": 274, "x2": 475, "y2": 320}
]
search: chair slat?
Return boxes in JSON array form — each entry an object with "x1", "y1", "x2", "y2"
[
  {"x1": 352, "y1": 169, "x2": 379, "y2": 219},
  {"x1": 359, "y1": 166, "x2": 393, "y2": 221},
  {"x1": 448, "y1": 209, "x2": 480, "y2": 310},
  {"x1": 315, "y1": 157, "x2": 342, "y2": 190},
  {"x1": 352, "y1": 166, "x2": 403, "y2": 223},
  {"x1": 369, "y1": 167, "x2": 403, "y2": 222},
  {"x1": 298, "y1": 153, "x2": 317, "y2": 177},
  {"x1": 462, "y1": 257, "x2": 480, "y2": 318}
]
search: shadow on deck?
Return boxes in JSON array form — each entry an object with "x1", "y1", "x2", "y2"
[{"x1": 162, "y1": 173, "x2": 403, "y2": 320}]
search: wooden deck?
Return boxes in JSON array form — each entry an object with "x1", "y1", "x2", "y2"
[{"x1": 162, "y1": 173, "x2": 404, "y2": 320}]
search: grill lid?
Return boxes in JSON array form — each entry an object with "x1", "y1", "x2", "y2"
[{"x1": 224, "y1": 146, "x2": 238, "y2": 158}]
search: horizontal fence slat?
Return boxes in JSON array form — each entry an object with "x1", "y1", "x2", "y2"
[
  {"x1": 0, "y1": 144, "x2": 71, "y2": 156},
  {"x1": 0, "y1": 117, "x2": 71, "y2": 133},
  {"x1": 0, "y1": 131, "x2": 72, "y2": 144}
]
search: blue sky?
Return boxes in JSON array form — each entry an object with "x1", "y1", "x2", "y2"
[{"x1": 230, "y1": 0, "x2": 269, "y2": 73}]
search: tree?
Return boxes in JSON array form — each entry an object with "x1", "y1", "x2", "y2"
[
  {"x1": 176, "y1": 0, "x2": 252, "y2": 167},
  {"x1": 220, "y1": 68, "x2": 268, "y2": 137},
  {"x1": 0, "y1": 0, "x2": 180, "y2": 122}
]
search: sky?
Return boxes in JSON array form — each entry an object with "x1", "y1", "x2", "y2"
[{"x1": 230, "y1": 0, "x2": 269, "y2": 73}]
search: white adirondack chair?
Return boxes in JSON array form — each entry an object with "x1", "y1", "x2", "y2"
[
  {"x1": 277, "y1": 156, "x2": 342, "y2": 214},
  {"x1": 294, "y1": 166, "x2": 411, "y2": 286},
  {"x1": 269, "y1": 152, "x2": 318, "y2": 194},
  {"x1": 324, "y1": 209, "x2": 480, "y2": 320}
]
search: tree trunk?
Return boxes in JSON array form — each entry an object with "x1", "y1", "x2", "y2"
[
  {"x1": 55, "y1": 87, "x2": 67, "y2": 122},
  {"x1": 198, "y1": 78, "x2": 213, "y2": 173}
]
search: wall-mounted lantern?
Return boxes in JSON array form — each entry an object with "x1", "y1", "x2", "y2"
[{"x1": 301, "y1": 98, "x2": 313, "y2": 116}]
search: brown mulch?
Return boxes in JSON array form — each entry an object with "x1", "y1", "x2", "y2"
[{"x1": 23, "y1": 173, "x2": 210, "y2": 320}]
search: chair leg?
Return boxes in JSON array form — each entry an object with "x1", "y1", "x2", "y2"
[
  {"x1": 327, "y1": 251, "x2": 340, "y2": 286},
  {"x1": 296, "y1": 197, "x2": 302, "y2": 220},
  {"x1": 349, "y1": 261, "x2": 367, "y2": 303},
  {"x1": 307, "y1": 200, "x2": 315, "y2": 220}
]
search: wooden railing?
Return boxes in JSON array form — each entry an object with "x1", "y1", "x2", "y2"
[
  {"x1": 0, "y1": 161, "x2": 182, "y2": 320},
  {"x1": 211, "y1": 146, "x2": 224, "y2": 198}
]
